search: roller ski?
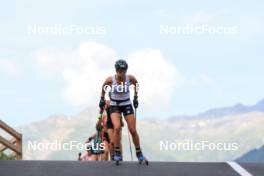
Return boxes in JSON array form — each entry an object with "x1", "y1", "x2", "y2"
[
  {"x1": 113, "y1": 153, "x2": 122, "y2": 165},
  {"x1": 137, "y1": 153, "x2": 149, "y2": 166}
]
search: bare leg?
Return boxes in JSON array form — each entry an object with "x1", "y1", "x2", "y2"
[
  {"x1": 111, "y1": 113, "x2": 122, "y2": 149},
  {"x1": 100, "y1": 140, "x2": 109, "y2": 161},
  {"x1": 125, "y1": 114, "x2": 140, "y2": 147},
  {"x1": 90, "y1": 154, "x2": 99, "y2": 161},
  {"x1": 108, "y1": 128, "x2": 123, "y2": 159},
  {"x1": 80, "y1": 151, "x2": 89, "y2": 161},
  {"x1": 119, "y1": 129, "x2": 123, "y2": 157},
  {"x1": 107, "y1": 128, "x2": 114, "y2": 158}
]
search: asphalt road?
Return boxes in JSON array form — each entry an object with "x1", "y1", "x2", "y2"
[{"x1": 0, "y1": 161, "x2": 262, "y2": 176}]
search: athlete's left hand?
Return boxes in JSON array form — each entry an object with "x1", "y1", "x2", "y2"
[{"x1": 133, "y1": 96, "x2": 138, "y2": 109}]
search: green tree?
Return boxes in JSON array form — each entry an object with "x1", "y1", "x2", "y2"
[{"x1": 0, "y1": 152, "x2": 16, "y2": 160}]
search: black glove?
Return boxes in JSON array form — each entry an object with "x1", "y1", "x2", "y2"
[
  {"x1": 99, "y1": 97, "x2": 105, "y2": 110},
  {"x1": 88, "y1": 137, "x2": 93, "y2": 142},
  {"x1": 133, "y1": 96, "x2": 138, "y2": 109}
]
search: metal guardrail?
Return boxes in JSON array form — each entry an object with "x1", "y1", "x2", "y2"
[{"x1": 0, "y1": 120, "x2": 22, "y2": 160}]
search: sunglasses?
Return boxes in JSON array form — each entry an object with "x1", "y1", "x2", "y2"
[{"x1": 116, "y1": 69, "x2": 127, "y2": 73}]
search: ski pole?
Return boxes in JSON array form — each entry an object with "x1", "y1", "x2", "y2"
[
  {"x1": 135, "y1": 107, "x2": 137, "y2": 123},
  {"x1": 127, "y1": 126, "x2": 133, "y2": 161}
]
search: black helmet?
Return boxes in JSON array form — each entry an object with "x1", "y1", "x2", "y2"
[{"x1": 115, "y1": 59, "x2": 128, "y2": 71}]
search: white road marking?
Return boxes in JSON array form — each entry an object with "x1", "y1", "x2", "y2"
[{"x1": 227, "y1": 161, "x2": 253, "y2": 176}]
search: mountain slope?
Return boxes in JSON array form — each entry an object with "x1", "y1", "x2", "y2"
[
  {"x1": 14, "y1": 98, "x2": 264, "y2": 161},
  {"x1": 170, "y1": 98, "x2": 264, "y2": 120},
  {"x1": 237, "y1": 145, "x2": 264, "y2": 162},
  {"x1": 17, "y1": 110, "x2": 264, "y2": 161},
  {"x1": 197, "y1": 98, "x2": 264, "y2": 118}
]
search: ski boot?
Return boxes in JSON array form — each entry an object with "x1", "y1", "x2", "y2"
[
  {"x1": 137, "y1": 152, "x2": 149, "y2": 166},
  {"x1": 113, "y1": 153, "x2": 122, "y2": 165}
]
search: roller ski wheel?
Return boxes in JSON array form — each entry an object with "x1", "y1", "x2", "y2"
[
  {"x1": 113, "y1": 154, "x2": 122, "y2": 166},
  {"x1": 138, "y1": 154, "x2": 149, "y2": 166},
  {"x1": 116, "y1": 160, "x2": 119, "y2": 165}
]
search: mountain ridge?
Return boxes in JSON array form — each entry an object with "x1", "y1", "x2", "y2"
[
  {"x1": 168, "y1": 98, "x2": 264, "y2": 120},
  {"x1": 237, "y1": 145, "x2": 264, "y2": 162},
  {"x1": 16, "y1": 98, "x2": 264, "y2": 161}
]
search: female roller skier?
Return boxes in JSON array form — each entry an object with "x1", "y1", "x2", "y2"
[{"x1": 99, "y1": 59, "x2": 148, "y2": 165}]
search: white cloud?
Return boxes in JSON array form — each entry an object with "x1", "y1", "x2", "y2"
[
  {"x1": 0, "y1": 59, "x2": 19, "y2": 77},
  {"x1": 34, "y1": 41, "x2": 187, "y2": 110},
  {"x1": 127, "y1": 49, "x2": 186, "y2": 108},
  {"x1": 34, "y1": 41, "x2": 116, "y2": 107}
]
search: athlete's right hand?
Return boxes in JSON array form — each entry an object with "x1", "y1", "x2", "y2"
[
  {"x1": 99, "y1": 97, "x2": 105, "y2": 110},
  {"x1": 133, "y1": 96, "x2": 139, "y2": 109}
]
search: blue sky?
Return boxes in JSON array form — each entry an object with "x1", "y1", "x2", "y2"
[{"x1": 1, "y1": 0, "x2": 264, "y2": 126}]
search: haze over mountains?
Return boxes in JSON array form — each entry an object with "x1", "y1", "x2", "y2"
[
  {"x1": 168, "y1": 98, "x2": 264, "y2": 120},
  {"x1": 197, "y1": 98, "x2": 264, "y2": 118},
  {"x1": 237, "y1": 145, "x2": 264, "y2": 162},
  {"x1": 16, "y1": 98, "x2": 264, "y2": 161}
]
